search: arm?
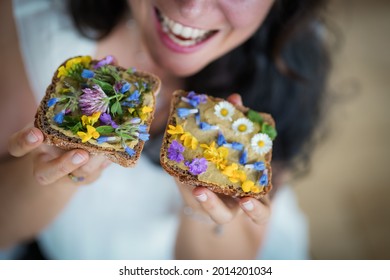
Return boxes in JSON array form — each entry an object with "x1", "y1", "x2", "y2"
[{"x1": 0, "y1": 0, "x2": 107, "y2": 249}]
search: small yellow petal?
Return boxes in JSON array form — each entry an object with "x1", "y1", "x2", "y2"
[
  {"x1": 242, "y1": 181, "x2": 254, "y2": 193},
  {"x1": 142, "y1": 106, "x2": 153, "y2": 113}
]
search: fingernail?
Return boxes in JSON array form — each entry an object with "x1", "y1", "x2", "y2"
[
  {"x1": 72, "y1": 153, "x2": 86, "y2": 165},
  {"x1": 242, "y1": 201, "x2": 254, "y2": 211},
  {"x1": 26, "y1": 131, "x2": 39, "y2": 144},
  {"x1": 195, "y1": 193, "x2": 208, "y2": 202}
]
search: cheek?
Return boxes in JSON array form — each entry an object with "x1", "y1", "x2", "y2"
[{"x1": 220, "y1": 0, "x2": 275, "y2": 29}]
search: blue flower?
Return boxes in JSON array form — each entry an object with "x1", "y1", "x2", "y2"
[
  {"x1": 126, "y1": 90, "x2": 140, "y2": 102},
  {"x1": 177, "y1": 108, "x2": 198, "y2": 119},
  {"x1": 239, "y1": 149, "x2": 248, "y2": 165},
  {"x1": 136, "y1": 132, "x2": 149, "y2": 141},
  {"x1": 97, "y1": 136, "x2": 117, "y2": 144},
  {"x1": 47, "y1": 98, "x2": 59, "y2": 107},
  {"x1": 231, "y1": 142, "x2": 244, "y2": 151},
  {"x1": 120, "y1": 82, "x2": 131, "y2": 93},
  {"x1": 53, "y1": 110, "x2": 65, "y2": 124},
  {"x1": 124, "y1": 146, "x2": 135, "y2": 156},
  {"x1": 259, "y1": 173, "x2": 268, "y2": 186},
  {"x1": 199, "y1": 122, "x2": 219, "y2": 131},
  {"x1": 254, "y1": 161, "x2": 265, "y2": 171},
  {"x1": 195, "y1": 112, "x2": 201, "y2": 125},
  {"x1": 138, "y1": 124, "x2": 148, "y2": 133},
  {"x1": 217, "y1": 132, "x2": 227, "y2": 146},
  {"x1": 181, "y1": 91, "x2": 207, "y2": 107},
  {"x1": 129, "y1": 117, "x2": 141, "y2": 124},
  {"x1": 81, "y1": 69, "x2": 95, "y2": 79}
]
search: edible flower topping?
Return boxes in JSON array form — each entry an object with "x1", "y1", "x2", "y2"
[
  {"x1": 77, "y1": 125, "x2": 100, "y2": 143},
  {"x1": 177, "y1": 108, "x2": 198, "y2": 119},
  {"x1": 232, "y1": 118, "x2": 254, "y2": 135},
  {"x1": 241, "y1": 180, "x2": 254, "y2": 193},
  {"x1": 99, "y1": 113, "x2": 118, "y2": 128},
  {"x1": 48, "y1": 97, "x2": 60, "y2": 107},
  {"x1": 250, "y1": 133, "x2": 272, "y2": 155},
  {"x1": 93, "y1": 55, "x2": 114, "y2": 69},
  {"x1": 124, "y1": 145, "x2": 135, "y2": 156},
  {"x1": 222, "y1": 163, "x2": 247, "y2": 183},
  {"x1": 185, "y1": 158, "x2": 208, "y2": 175},
  {"x1": 181, "y1": 91, "x2": 207, "y2": 107},
  {"x1": 259, "y1": 169, "x2": 268, "y2": 186},
  {"x1": 223, "y1": 142, "x2": 244, "y2": 151},
  {"x1": 97, "y1": 136, "x2": 118, "y2": 144},
  {"x1": 239, "y1": 149, "x2": 248, "y2": 165},
  {"x1": 214, "y1": 101, "x2": 235, "y2": 121},
  {"x1": 199, "y1": 122, "x2": 219, "y2": 131},
  {"x1": 53, "y1": 110, "x2": 65, "y2": 124},
  {"x1": 217, "y1": 132, "x2": 227, "y2": 146},
  {"x1": 200, "y1": 142, "x2": 228, "y2": 170},
  {"x1": 245, "y1": 161, "x2": 265, "y2": 171},
  {"x1": 81, "y1": 112, "x2": 101, "y2": 127},
  {"x1": 81, "y1": 69, "x2": 95, "y2": 79},
  {"x1": 168, "y1": 140, "x2": 185, "y2": 163},
  {"x1": 57, "y1": 56, "x2": 91, "y2": 79},
  {"x1": 180, "y1": 132, "x2": 198, "y2": 150},
  {"x1": 79, "y1": 85, "x2": 109, "y2": 115},
  {"x1": 167, "y1": 124, "x2": 184, "y2": 138}
]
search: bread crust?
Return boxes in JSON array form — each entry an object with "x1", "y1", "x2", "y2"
[
  {"x1": 34, "y1": 56, "x2": 161, "y2": 167},
  {"x1": 160, "y1": 90, "x2": 275, "y2": 199}
]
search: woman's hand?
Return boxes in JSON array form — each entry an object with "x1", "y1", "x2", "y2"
[{"x1": 7, "y1": 124, "x2": 110, "y2": 187}]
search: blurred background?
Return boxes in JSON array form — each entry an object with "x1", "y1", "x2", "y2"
[{"x1": 293, "y1": 0, "x2": 390, "y2": 259}]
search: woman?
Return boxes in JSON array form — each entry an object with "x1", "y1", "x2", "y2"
[{"x1": 0, "y1": 0, "x2": 328, "y2": 259}]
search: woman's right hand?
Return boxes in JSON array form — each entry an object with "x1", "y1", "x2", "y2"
[{"x1": 8, "y1": 124, "x2": 110, "y2": 187}]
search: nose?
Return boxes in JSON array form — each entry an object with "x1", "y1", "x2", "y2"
[{"x1": 175, "y1": 0, "x2": 212, "y2": 19}]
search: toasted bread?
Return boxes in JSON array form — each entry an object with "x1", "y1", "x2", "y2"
[
  {"x1": 35, "y1": 55, "x2": 161, "y2": 167},
  {"x1": 160, "y1": 90, "x2": 277, "y2": 199}
]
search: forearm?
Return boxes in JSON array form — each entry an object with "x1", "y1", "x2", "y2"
[
  {"x1": 175, "y1": 208, "x2": 267, "y2": 259},
  {"x1": 0, "y1": 154, "x2": 77, "y2": 249}
]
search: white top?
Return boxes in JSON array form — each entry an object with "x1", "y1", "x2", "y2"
[{"x1": 8, "y1": 0, "x2": 309, "y2": 260}]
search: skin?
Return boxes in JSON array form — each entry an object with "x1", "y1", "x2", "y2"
[{"x1": 1, "y1": 0, "x2": 276, "y2": 259}]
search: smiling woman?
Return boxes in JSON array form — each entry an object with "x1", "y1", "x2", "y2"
[{"x1": 1, "y1": 0, "x2": 329, "y2": 260}]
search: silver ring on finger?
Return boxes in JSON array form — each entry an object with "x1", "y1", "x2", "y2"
[{"x1": 68, "y1": 173, "x2": 85, "y2": 183}]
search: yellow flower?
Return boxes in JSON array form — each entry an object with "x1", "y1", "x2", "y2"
[
  {"x1": 222, "y1": 163, "x2": 247, "y2": 183},
  {"x1": 57, "y1": 56, "x2": 91, "y2": 78},
  {"x1": 241, "y1": 180, "x2": 255, "y2": 193},
  {"x1": 138, "y1": 106, "x2": 153, "y2": 121},
  {"x1": 251, "y1": 185, "x2": 263, "y2": 194},
  {"x1": 81, "y1": 112, "x2": 101, "y2": 127},
  {"x1": 77, "y1": 125, "x2": 100, "y2": 143},
  {"x1": 167, "y1": 124, "x2": 184, "y2": 135},
  {"x1": 200, "y1": 141, "x2": 228, "y2": 170},
  {"x1": 180, "y1": 132, "x2": 198, "y2": 150}
]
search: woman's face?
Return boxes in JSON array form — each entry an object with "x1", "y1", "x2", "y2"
[{"x1": 129, "y1": 0, "x2": 274, "y2": 77}]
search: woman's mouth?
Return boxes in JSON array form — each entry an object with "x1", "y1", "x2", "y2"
[{"x1": 155, "y1": 8, "x2": 218, "y2": 49}]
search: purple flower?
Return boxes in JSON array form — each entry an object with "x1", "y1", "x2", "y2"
[
  {"x1": 53, "y1": 110, "x2": 65, "y2": 124},
  {"x1": 93, "y1": 55, "x2": 114, "y2": 69},
  {"x1": 185, "y1": 158, "x2": 208, "y2": 175},
  {"x1": 81, "y1": 69, "x2": 95, "y2": 79},
  {"x1": 47, "y1": 97, "x2": 59, "y2": 107},
  {"x1": 182, "y1": 91, "x2": 207, "y2": 107},
  {"x1": 168, "y1": 140, "x2": 185, "y2": 163},
  {"x1": 79, "y1": 85, "x2": 109, "y2": 115},
  {"x1": 99, "y1": 113, "x2": 118, "y2": 128}
]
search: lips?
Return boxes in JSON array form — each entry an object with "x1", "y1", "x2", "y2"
[{"x1": 155, "y1": 8, "x2": 218, "y2": 48}]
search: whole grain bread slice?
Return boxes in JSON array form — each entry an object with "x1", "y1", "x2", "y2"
[
  {"x1": 35, "y1": 56, "x2": 161, "y2": 167},
  {"x1": 160, "y1": 90, "x2": 276, "y2": 199}
]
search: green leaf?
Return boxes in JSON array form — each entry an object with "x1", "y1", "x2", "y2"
[
  {"x1": 111, "y1": 101, "x2": 120, "y2": 115},
  {"x1": 247, "y1": 110, "x2": 264, "y2": 125},
  {"x1": 91, "y1": 78, "x2": 114, "y2": 94},
  {"x1": 70, "y1": 122, "x2": 83, "y2": 135},
  {"x1": 262, "y1": 123, "x2": 277, "y2": 140},
  {"x1": 117, "y1": 132, "x2": 135, "y2": 141},
  {"x1": 96, "y1": 126, "x2": 115, "y2": 134}
]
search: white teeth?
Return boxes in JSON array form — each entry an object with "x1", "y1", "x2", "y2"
[{"x1": 159, "y1": 10, "x2": 213, "y2": 44}]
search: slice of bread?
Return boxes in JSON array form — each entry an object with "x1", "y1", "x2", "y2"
[
  {"x1": 35, "y1": 55, "x2": 161, "y2": 167},
  {"x1": 160, "y1": 90, "x2": 277, "y2": 199}
]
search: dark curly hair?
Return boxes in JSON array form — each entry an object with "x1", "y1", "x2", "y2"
[{"x1": 68, "y1": 0, "x2": 330, "y2": 173}]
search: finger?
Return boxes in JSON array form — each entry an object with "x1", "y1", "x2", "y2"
[
  {"x1": 192, "y1": 187, "x2": 237, "y2": 224},
  {"x1": 33, "y1": 149, "x2": 89, "y2": 185},
  {"x1": 239, "y1": 197, "x2": 271, "y2": 225},
  {"x1": 8, "y1": 126, "x2": 44, "y2": 157},
  {"x1": 226, "y1": 93, "x2": 243, "y2": 106},
  {"x1": 76, "y1": 154, "x2": 107, "y2": 175}
]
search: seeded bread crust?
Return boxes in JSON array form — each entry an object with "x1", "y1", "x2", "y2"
[
  {"x1": 160, "y1": 90, "x2": 275, "y2": 199},
  {"x1": 34, "y1": 57, "x2": 161, "y2": 167}
]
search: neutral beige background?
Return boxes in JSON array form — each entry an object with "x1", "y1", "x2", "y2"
[{"x1": 293, "y1": 0, "x2": 390, "y2": 259}]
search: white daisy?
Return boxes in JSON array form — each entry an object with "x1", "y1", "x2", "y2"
[
  {"x1": 251, "y1": 133, "x2": 272, "y2": 155},
  {"x1": 232, "y1": 118, "x2": 254, "y2": 135},
  {"x1": 214, "y1": 101, "x2": 235, "y2": 121}
]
